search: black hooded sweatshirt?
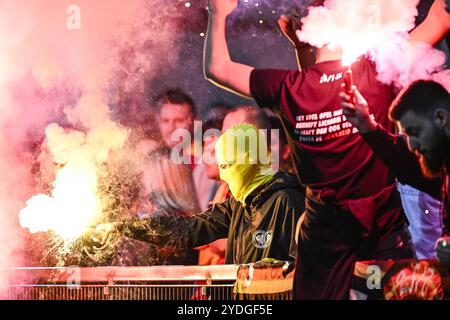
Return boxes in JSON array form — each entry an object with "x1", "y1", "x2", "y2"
[{"x1": 119, "y1": 171, "x2": 305, "y2": 264}]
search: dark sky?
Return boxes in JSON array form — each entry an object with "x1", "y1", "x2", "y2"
[
  {"x1": 150, "y1": 0, "x2": 304, "y2": 117},
  {"x1": 115, "y1": 0, "x2": 449, "y2": 124}
]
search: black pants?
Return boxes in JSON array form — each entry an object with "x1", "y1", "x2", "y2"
[{"x1": 294, "y1": 194, "x2": 414, "y2": 300}]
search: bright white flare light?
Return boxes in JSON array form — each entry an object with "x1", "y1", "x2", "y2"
[
  {"x1": 19, "y1": 122, "x2": 128, "y2": 241},
  {"x1": 19, "y1": 163, "x2": 100, "y2": 240},
  {"x1": 297, "y1": 0, "x2": 419, "y2": 67}
]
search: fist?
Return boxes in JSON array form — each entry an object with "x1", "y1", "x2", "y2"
[{"x1": 278, "y1": 14, "x2": 301, "y2": 46}]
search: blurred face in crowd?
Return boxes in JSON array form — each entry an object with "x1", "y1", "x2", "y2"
[
  {"x1": 203, "y1": 135, "x2": 220, "y2": 180},
  {"x1": 399, "y1": 109, "x2": 450, "y2": 178},
  {"x1": 158, "y1": 103, "x2": 194, "y2": 149}
]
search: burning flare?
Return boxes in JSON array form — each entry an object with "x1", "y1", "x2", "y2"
[{"x1": 19, "y1": 121, "x2": 129, "y2": 241}]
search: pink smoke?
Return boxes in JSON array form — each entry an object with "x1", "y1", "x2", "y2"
[{"x1": 0, "y1": 0, "x2": 182, "y2": 298}]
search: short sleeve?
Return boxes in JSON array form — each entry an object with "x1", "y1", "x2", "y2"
[{"x1": 250, "y1": 69, "x2": 291, "y2": 111}]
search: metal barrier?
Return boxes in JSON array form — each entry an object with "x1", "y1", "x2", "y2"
[{"x1": 6, "y1": 265, "x2": 239, "y2": 300}]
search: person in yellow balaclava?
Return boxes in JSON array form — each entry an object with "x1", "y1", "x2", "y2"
[
  {"x1": 215, "y1": 123, "x2": 276, "y2": 206},
  {"x1": 95, "y1": 124, "x2": 305, "y2": 265}
]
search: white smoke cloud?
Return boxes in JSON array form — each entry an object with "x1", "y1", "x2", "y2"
[
  {"x1": 297, "y1": 0, "x2": 447, "y2": 87},
  {"x1": 298, "y1": 0, "x2": 419, "y2": 63},
  {"x1": 373, "y1": 39, "x2": 446, "y2": 88},
  {"x1": 431, "y1": 69, "x2": 450, "y2": 92}
]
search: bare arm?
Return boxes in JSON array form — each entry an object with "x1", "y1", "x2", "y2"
[
  {"x1": 277, "y1": 15, "x2": 316, "y2": 71},
  {"x1": 203, "y1": 0, "x2": 254, "y2": 98},
  {"x1": 410, "y1": 0, "x2": 450, "y2": 45}
]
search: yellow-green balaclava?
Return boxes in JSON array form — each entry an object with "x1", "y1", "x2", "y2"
[{"x1": 215, "y1": 124, "x2": 276, "y2": 206}]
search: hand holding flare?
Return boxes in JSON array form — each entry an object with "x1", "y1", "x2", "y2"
[
  {"x1": 92, "y1": 222, "x2": 122, "y2": 245},
  {"x1": 339, "y1": 84, "x2": 378, "y2": 134}
]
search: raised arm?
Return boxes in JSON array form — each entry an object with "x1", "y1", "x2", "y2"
[
  {"x1": 410, "y1": 0, "x2": 450, "y2": 45},
  {"x1": 203, "y1": 0, "x2": 254, "y2": 98},
  {"x1": 277, "y1": 15, "x2": 316, "y2": 71},
  {"x1": 339, "y1": 86, "x2": 442, "y2": 199}
]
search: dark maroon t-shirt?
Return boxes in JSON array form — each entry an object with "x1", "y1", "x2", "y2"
[{"x1": 250, "y1": 57, "x2": 402, "y2": 230}]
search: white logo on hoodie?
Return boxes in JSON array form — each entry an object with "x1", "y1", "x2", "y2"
[{"x1": 252, "y1": 230, "x2": 273, "y2": 249}]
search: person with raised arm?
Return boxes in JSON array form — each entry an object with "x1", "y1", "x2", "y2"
[{"x1": 203, "y1": 0, "x2": 450, "y2": 299}]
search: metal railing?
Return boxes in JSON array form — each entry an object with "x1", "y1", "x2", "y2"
[{"x1": 6, "y1": 265, "x2": 239, "y2": 300}]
